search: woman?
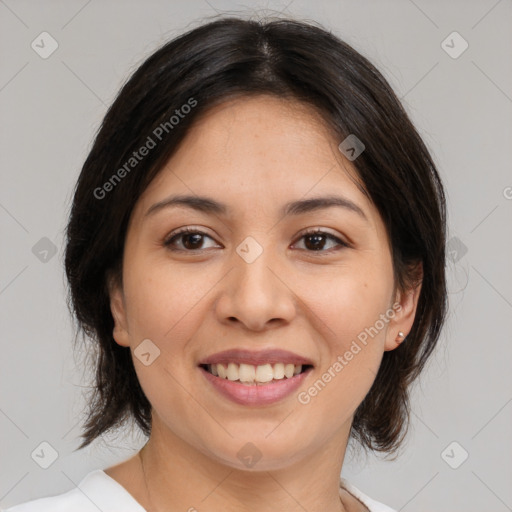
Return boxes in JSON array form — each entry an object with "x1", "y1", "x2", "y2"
[{"x1": 6, "y1": 16, "x2": 446, "y2": 512}]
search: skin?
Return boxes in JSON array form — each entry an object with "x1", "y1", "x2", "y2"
[{"x1": 105, "y1": 95, "x2": 422, "y2": 512}]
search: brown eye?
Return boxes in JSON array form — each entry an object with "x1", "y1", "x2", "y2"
[
  {"x1": 293, "y1": 230, "x2": 348, "y2": 252},
  {"x1": 164, "y1": 228, "x2": 220, "y2": 251}
]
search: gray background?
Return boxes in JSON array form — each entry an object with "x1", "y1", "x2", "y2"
[{"x1": 1, "y1": 0, "x2": 511, "y2": 510}]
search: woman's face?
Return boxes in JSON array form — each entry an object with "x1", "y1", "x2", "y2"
[{"x1": 110, "y1": 95, "x2": 420, "y2": 470}]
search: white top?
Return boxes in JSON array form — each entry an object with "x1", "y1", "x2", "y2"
[{"x1": 2, "y1": 470, "x2": 396, "y2": 512}]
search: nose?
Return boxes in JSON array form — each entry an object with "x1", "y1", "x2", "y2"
[{"x1": 214, "y1": 241, "x2": 296, "y2": 331}]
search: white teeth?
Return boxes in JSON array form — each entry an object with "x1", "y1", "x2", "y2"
[
  {"x1": 239, "y1": 363, "x2": 256, "y2": 383},
  {"x1": 207, "y1": 362, "x2": 306, "y2": 383},
  {"x1": 284, "y1": 363, "x2": 295, "y2": 378},
  {"x1": 255, "y1": 363, "x2": 274, "y2": 383},
  {"x1": 273, "y1": 363, "x2": 285, "y2": 379},
  {"x1": 226, "y1": 363, "x2": 239, "y2": 381},
  {"x1": 217, "y1": 363, "x2": 227, "y2": 379}
]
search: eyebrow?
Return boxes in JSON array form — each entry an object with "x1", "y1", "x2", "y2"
[{"x1": 145, "y1": 193, "x2": 367, "y2": 221}]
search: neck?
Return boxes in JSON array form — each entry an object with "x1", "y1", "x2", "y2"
[{"x1": 137, "y1": 418, "x2": 354, "y2": 512}]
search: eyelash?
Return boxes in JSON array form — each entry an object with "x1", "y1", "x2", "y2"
[{"x1": 163, "y1": 227, "x2": 349, "y2": 254}]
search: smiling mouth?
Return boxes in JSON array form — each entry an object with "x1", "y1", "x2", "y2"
[{"x1": 199, "y1": 362, "x2": 313, "y2": 386}]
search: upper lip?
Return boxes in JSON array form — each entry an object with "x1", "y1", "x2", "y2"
[{"x1": 199, "y1": 348, "x2": 314, "y2": 367}]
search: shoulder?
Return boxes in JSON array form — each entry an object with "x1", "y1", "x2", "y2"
[
  {"x1": 340, "y1": 478, "x2": 397, "y2": 512},
  {"x1": 2, "y1": 485, "x2": 98, "y2": 512},
  {"x1": 2, "y1": 469, "x2": 144, "y2": 512}
]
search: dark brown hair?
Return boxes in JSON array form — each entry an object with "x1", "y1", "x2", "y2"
[{"x1": 65, "y1": 16, "x2": 447, "y2": 454}]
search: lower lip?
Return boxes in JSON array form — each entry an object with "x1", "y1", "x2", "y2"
[{"x1": 199, "y1": 366, "x2": 312, "y2": 406}]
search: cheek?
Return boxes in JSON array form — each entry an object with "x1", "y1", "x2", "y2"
[
  {"x1": 122, "y1": 261, "x2": 205, "y2": 345},
  {"x1": 292, "y1": 260, "x2": 393, "y2": 413},
  {"x1": 295, "y1": 259, "x2": 394, "y2": 347},
  {"x1": 121, "y1": 262, "x2": 209, "y2": 419}
]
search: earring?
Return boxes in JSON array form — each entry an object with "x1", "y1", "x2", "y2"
[{"x1": 395, "y1": 331, "x2": 406, "y2": 345}]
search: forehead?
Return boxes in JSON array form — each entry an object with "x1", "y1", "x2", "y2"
[
  {"x1": 142, "y1": 95, "x2": 366, "y2": 201},
  {"x1": 177, "y1": 95, "x2": 341, "y2": 169}
]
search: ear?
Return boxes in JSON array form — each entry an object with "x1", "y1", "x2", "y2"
[
  {"x1": 384, "y1": 262, "x2": 423, "y2": 352},
  {"x1": 108, "y1": 274, "x2": 131, "y2": 348}
]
